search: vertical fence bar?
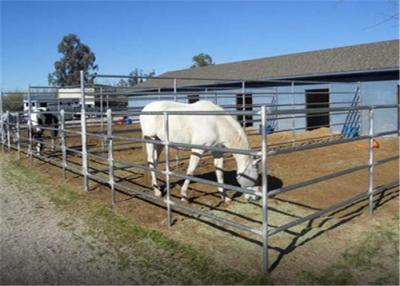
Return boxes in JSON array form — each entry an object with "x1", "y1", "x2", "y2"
[
  {"x1": 0, "y1": 91, "x2": 3, "y2": 152},
  {"x1": 28, "y1": 86, "x2": 33, "y2": 164},
  {"x1": 164, "y1": 111, "x2": 172, "y2": 227},
  {"x1": 397, "y1": 84, "x2": 400, "y2": 137},
  {"x1": 107, "y1": 109, "x2": 115, "y2": 205},
  {"x1": 100, "y1": 87, "x2": 105, "y2": 151},
  {"x1": 368, "y1": 108, "x2": 374, "y2": 215},
  {"x1": 80, "y1": 70, "x2": 89, "y2": 192},
  {"x1": 261, "y1": 105, "x2": 269, "y2": 272},
  {"x1": 242, "y1": 81, "x2": 246, "y2": 127},
  {"x1": 173, "y1": 79, "x2": 177, "y2": 102},
  {"x1": 358, "y1": 82, "x2": 363, "y2": 134},
  {"x1": 6, "y1": 111, "x2": 10, "y2": 151},
  {"x1": 106, "y1": 94, "x2": 109, "y2": 110},
  {"x1": 16, "y1": 113, "x2": 20, "y2": 159},
  {"x1": 291, "y1": 81, "x2": 295, "y2": 147},
  {"x1": 60, "y1": 109, "x2": 67, "y2": 179}
]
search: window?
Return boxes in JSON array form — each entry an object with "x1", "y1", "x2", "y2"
[{"x1": 187, "y1": 94, "x2": 199, "y2": 104}]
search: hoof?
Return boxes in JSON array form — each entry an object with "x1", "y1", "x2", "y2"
[
  {"x1": 224, "y1": 197, "x2": 232, "y2": 204},
  {"x1": 244, "y1": 194, "x2": 257, "y2": 201},
  {"x1": 154, "y1": 190, "x2": 162, "y2": 198},
  {"x1": 180, "y1": 197, "x2": 189, "y2": 203}
]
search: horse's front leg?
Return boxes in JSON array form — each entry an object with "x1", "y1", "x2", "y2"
[
  {"x1": 213, "y1": 154, "x2": 231, "y2": 203},
  {"x1": 50, "y1": 137, "x2": 55, "y2": 152},
  {"x1": 34, "y1": 133, "x2": 42, "y2": 155},
  {"x1": 181, "y1": 148, "x2": 204, "y2": 203},
  {"x1": 146, "y1": 142, "x2": 163, "y2": 197}
]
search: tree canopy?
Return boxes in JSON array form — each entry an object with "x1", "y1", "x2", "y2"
[
  {"x1": 48, "y1": 34, "x2": 98, "y2": 86},
  {"x1": 2, "y1": 92, "x2": 24, "y2": 112},
  {"x1": 191, "y1": 53, "x2": 214, "y2": 68},
  {"x1": 116, "y1": 69, "x2": 156, "y2": 87}
]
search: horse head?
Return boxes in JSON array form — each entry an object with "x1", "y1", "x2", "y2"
[{"x1": 236, "y1": 157, "x2": 263, "y2": 201}]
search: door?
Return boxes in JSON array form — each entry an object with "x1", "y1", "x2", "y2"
[
  {"x1": 236, "y1": 93, "x2": 253, "y2": 127},
  {"x1": 305, "y1": 89, "x2": 330, "y2": 130}
]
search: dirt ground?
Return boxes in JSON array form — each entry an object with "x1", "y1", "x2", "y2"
[
  {"x1": 10, "y1": 124, "x2": 400, "y2": 284},
  {"x1": 0, "y1": 153, "x2": 270, "y2": 285}
]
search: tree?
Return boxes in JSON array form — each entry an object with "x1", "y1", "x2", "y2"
[
  {"x1": 191, "y1": 53, "x2": 214, "y2": 68},
  {"x1": 48, "y1": 34, "x2": 98, "y2": 86},
  {"x1": 2, "y1": 92, "x2": 24, "y2": 112},
  {"x1": 116, "y1": 69, "x2": 156, "y2": 87}
]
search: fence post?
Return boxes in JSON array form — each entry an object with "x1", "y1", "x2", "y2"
[
  {"x1": 397, "y1": 84, "x2": 399, "y2": 137},
  {"x1": 368, "y1": 107, "x2": 374, "y2": 215},
  {"x1": 60, "y1": 109, "x2": 67, "y2": 179},
  {"x1": 173, "y1": 78, "x2": 177, "y2": 102},
  {"x1": 28, "y1": 86, "x2": 33, "y2": 165},
  {"x1": 291, "y1": 81, "x2": 295, "y2": 147},
  {"x1": 107, "y1": 109, "x2": 115, "y2": 205},
  {"x1": 261, "y1": 105, "x2": 269, "y2": 272},
  {"x1": 16, "y1": 113, "x2": 20, "y2": 159},
  {"x1": 80, "y1": 70, "x2": 89, "y2": 192},
  {"x1": 100, "y1": 87, "x2": 105, "y2": 151},
  {"x1": 242, "y1": 81, "x2": 246, "y2": 127},
  {"x1": 0, "y1": 112, "x2": 3, "y2": 152},
  {"x1": 6, "y1": 111, "x2": 10, "y2": 151},
  {"x1": 0, "y1": 91, "x2": 3, "y2": 152},
  {"x1": 164, "y1": 111, "x2": 172, "y2": 227}
]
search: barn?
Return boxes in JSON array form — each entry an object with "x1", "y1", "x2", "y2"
[
  {"x1": 129, "y1": 39, "x2": 399, "y2": 135},
  {"x1": 1, "y1": 39, "x2": 398, "y2": 275}
]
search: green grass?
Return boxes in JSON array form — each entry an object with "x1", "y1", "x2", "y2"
[
  {"x1": 88, "y1": 204, "x2": 271, "y2": 284},
  {"x1": 301, "y1": 216, "x2": 399, "y2": 285},
  {"x1": 49, "y1": 186, "x2": 79, "y2": 206}
]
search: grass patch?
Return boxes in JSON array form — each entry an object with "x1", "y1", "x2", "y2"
[
  {"x1": 90, "y1": 204, "x2": 272, "y2": 285},
  {"x1": 2, "y1": 153, "x2": 271, "y2": 284},
  {"x1": 49, "y1": 187, "x2": 79, "y2": 206},
  {"x1": 302, "y1": 224, "x2": 399, "y2": 285}
]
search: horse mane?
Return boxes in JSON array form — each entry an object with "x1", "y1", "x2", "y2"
[{"x1": 224, "y1": 115, "x2": 250, "y2": 150}]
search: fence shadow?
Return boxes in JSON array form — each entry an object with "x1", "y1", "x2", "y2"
[{"x1": 268, "y1": 186, "x2": 399, "y2": 272}]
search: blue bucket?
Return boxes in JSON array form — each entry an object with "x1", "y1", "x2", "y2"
[{"x1": 259, "y1": 125, "x2": 274, "y2": 135}]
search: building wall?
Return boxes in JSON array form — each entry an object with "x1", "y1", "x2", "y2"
[{"x1": 127, "y1": 78, "x2": 398, "y2": 136}]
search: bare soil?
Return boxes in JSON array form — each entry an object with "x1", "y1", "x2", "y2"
[{"x1": 11, "y1": 125, "x2": 400, "y2": 284}]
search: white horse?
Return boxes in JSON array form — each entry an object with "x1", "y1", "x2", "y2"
[
  {"x1": 30, "y1": 108, "x2": 59, "y2": 154},
  {"x1": 140, "y1": 101, "x2": 260, "y2": 203}
]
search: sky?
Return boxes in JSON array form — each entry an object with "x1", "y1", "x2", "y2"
[{"x1": 1, "y1": 0, "x2": 399, "y2": 90}]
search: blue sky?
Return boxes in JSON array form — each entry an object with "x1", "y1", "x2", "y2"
[{"x1": 1, "y1": 0, "x2": 399, "y2": 90}]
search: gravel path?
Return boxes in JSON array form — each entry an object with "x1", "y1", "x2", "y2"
[
  {"x1": 0, "y1": 154, "x2": 215, "y2": 285},
  {"x1": 0, "y1": 156, "x2": 146, "y2": 284}
]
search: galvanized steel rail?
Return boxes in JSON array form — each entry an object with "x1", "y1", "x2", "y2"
[{"x1": 1, "y1": 73, "x2": 399, "y2": 274}]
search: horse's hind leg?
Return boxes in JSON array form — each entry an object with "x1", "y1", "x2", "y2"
[
  {"x1": 181, "y1": 149, "x2": 204, "y2": 203},
  {"x1": 213, "y1": 153, "x2": 231, "y2": 203},
  {"x1": 145, "y1": 142, "x2": 163, "y2": 197}
]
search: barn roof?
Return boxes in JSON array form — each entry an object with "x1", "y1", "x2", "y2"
[{"x1": 137, "y1": 39, "x2": 399, "y2": 89}]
